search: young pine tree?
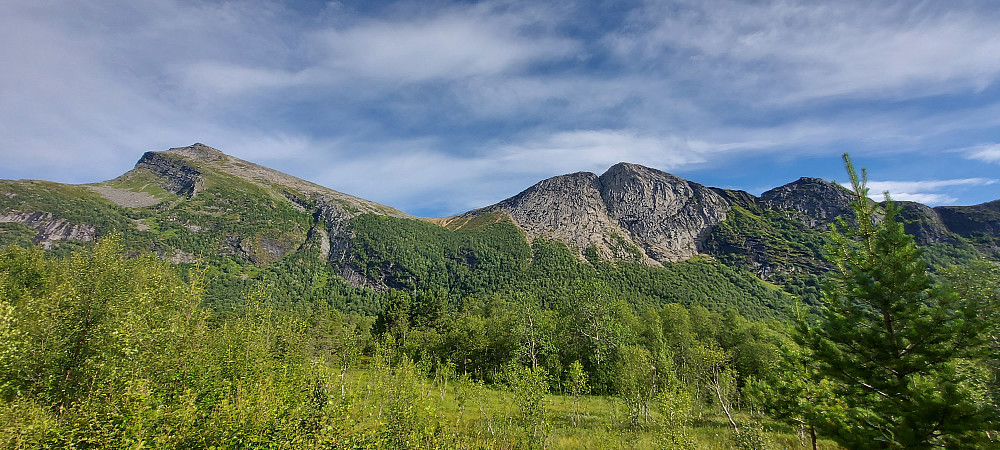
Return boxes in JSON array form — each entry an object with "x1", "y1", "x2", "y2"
[{"x1": 799, "y1": 154, "x2": 991, "y2": 448}]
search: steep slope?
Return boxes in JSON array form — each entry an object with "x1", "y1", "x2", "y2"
[
  {"x1": 453, "y1": 163, "x2": 730, "y2": 264},
  {"x1": 453, "y1": 171, "x2": 652, "y2": 263},
  {"x1": 0, "y1": 144, "x2": 411, "y2": 266},
  {"x1": 760, "y1": 177, "x2": 854, "y2": 228},
  {"x1": 599, "y1": 162, "x2": 729, "y2": 262},
  {"x1": 895, "y1": 202, "x2": 962, "y2": 245},
  {"x1": 936, "y1": 200, "x2": 1000, "y2": 254}
]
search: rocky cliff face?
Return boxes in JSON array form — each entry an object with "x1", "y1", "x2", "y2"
[
  {"x1": 895, "y1": 202, "x2": 961, "y2": 245},
  {"x1": 463, "y1": 171, "x2": 645, "y2": 261},
  {"x1": 0, "y1": 211, "x2": 97, "y2": 248},
  {"x1": 134, "y1": 150, "x2": 205, "y2": 197},
  {"x1": 936, "y1": 200, "x2": 1000, "y2": 253},
  {"x1": 600, "y1": 163, "x2": 729, "y2": 261},
  {"x1": 760, "y1": 177, "x2": 855, "y2": 228},
  {"x1": 457, "y1": 163, "x2": 730, "y2": 264}
]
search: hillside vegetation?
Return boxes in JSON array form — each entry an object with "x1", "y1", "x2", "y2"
[{"x1": 1, "y1": 147, "x2": 998, "y2": 447}]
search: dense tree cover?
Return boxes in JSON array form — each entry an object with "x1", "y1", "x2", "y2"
[
  {"x1": 755, "y1": 156, "x2": 1000, "y2": 448},
  {"x1": 0, "y1": 235, "x2": 810, "y2": 448},
  {"x1": 345, "y1": 215, "x2": 793, "y2": 321},
  {"x1": 2, "y1": 157, "x2": 999, "y2": 447}
]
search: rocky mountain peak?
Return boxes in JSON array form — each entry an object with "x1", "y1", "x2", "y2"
[
  {"x1": 164, "y1": 143, "x2": 227, "y2": 161},
  {"x1": 761, "y1": 177, "x2": 854, "y2": 228},
  {"x1": 599, "y1": 162, "x2": 730, "y2": 262},
  {"x1": 457, "y1": 163, "x2": 731, "y2": 264},
  {"x1": 467, "y1": 171, "x2": 637, "y2": 259}
]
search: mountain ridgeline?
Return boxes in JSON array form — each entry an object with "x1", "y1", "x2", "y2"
[{"x1": 1, "y1": 144, "x2": 997, "y2": 318}]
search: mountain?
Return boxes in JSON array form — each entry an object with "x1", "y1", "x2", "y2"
[
  {"x1": 447, "y1": 163, "x2": 730, "y2": 264},
  {"x1": 1, "y1": 143, "x2": 409, "y2": 265},
  {"x1": 759, "y1": 177, "x2": 854, "y2": 228},
  {"x1": 1, "y1": 144, "x2": 996, "y2": 316},
  {"x1": 936, "y1": 200, "x2": 1000, "y2": 248}
]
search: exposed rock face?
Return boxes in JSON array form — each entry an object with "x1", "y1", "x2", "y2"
[
  {"x1": 134, "y1": 150, "x2": 204, "y2": 197},
  {"x1": 470, "y1": 171, "x2": 640, "y2": 260},
  {"x1": 600, "y1": 163, "x2": 729, "y2": 262},
  {"x1": 761, "y1": 177, "x2": 854, "y2": 228},
  {"x1": 936, "y1": 200, "x2": 1000, "y2": 246},
  {"x1": 0, "y1": 212, "x2": 97, "y2": 248},
  {"x1": 458, "y1": 163, "x2": 730, "y2": 264},
  {"x1": 895, "y1": 202, "x2": 960, "y2": 245}
]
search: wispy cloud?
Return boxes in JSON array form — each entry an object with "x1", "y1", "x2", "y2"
[
  {"x1": 867, "y1": 178, "x2": 997, "y2": 205},
  {"x1": 312, "y1": 8, "x2": 577, "y2": 83},
  {"x1": 1, "y1": 0, "x2": 999, "y2": 214},
  {"x1": 611, "y1": 0, "x2": 1000, "y2": 103},
  {"x1": 963, "y1": 143, "x2": 1000, "y2": 164}
]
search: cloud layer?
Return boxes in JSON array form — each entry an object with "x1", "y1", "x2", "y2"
[{"x1": 2, "y1": 0, "x2": 999, "y2": 215}]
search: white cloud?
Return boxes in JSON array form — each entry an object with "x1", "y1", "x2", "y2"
[
  {"x1": 2, "y1": 0, "x2": 999, "y2": 216},
  {"x1": 867, "y1": 178, "x2": 997, "y2": 205},
  {"x1": 493, "y1": 129, "x2": 713, "y2": 175},
  {"x1": 964, "y1": 144, "x2": 1000, "y2": 164},
  {"x1": 868, "y1": 178, "x2": 998, "y2": 193},
  {"x1": 883, "y1": 193, "x2": 958, "y2": 205},
  {"x1": 612, "y1": 0, "x2": 1000, "y2": 103},
  {"x1": 311, "y1": 9, "x2": 578, "y2": 83}
]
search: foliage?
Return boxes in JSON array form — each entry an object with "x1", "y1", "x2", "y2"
[
  {"x1": 565, "y1": 360, "x2": 589, "y2": 427},
  {"x1": 799, "y1": 155, "x2": 994, "y2": 448},
  {"x1": 0, "y1": 235, "x2": 850, "y2": 448}
]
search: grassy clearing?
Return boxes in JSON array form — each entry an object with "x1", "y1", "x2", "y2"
[{"x1": 331, "y1": 365, "x2": 840, "y2": 449}]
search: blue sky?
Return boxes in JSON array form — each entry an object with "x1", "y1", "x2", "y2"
[{"x1": 2, "y1": 0, "x2": 999, "y2": 217}]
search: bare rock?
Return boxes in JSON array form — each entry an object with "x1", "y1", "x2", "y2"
[
  {"x1": 0, "y1": 212, "x2": 97, "y2": 247},
  {"x1": 600, "y1": 163, "x2": 729, "y2": 262},
  {"x1": 455, "y1": 163, "x2": 730, "y2": 264},
  {"x1": 761, "y1": 177, "x2": 854, "y2": 228}
]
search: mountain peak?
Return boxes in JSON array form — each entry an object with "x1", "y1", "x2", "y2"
[
  {"x1": 761, "y1": 176, "x2": 854, "y2": 228},
  {"x1": 163, "y1": 143, "x2": 227, "y2": 162},
  {"x1": 456, "y1": 162, "x2": 730, "y2": 264}
]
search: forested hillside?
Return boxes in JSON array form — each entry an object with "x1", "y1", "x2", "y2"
[{"x1": 1, "y1": 148, "x2": 998, "y2": 448}]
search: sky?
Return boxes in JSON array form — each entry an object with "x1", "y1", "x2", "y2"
[{"x1": 2, "y1": 0, "x2": 999, "y2": 217}]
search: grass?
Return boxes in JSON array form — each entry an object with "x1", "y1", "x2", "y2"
[{"x1": 331, "y1": 364, "x2": 841, "y2": 449}]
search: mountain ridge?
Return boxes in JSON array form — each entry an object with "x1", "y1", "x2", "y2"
[{"x1": 1, "y1": 144, "x2": 997, "y2": 281}]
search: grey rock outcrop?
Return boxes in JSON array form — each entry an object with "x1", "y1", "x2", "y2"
[
  {"x1": 469, "y1": 171, "x2": 642, "y2": 260},
  {"x1": 0, "y1": 212, "x2": 97, "y2": 248},
  {"x1": 895, "y1": 202, "x2": 961, "y2": 245},
  {"x1": 600, "y1": 163, "x2": 729, "y2": 262},
  {"x1": 761, "y1": 177, "x2": 854, "y2": 228},
  {"x1": 457, "y1": 163, "x2": 730, "y2": 264},
  {"x1": 134, "y1": 150, "x2": 204, "y2": 197},
  {"x1": 935, "y1": 200, "x2": 1000, "y2": 251}
]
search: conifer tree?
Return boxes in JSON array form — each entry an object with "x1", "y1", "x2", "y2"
[{"x1": 800, "y1": 154, "x2": 990, "y2": 448}]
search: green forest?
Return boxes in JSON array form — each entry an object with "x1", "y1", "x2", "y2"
[{"x1": 1, "y1": 159, "x2": 998, "y2": 449}]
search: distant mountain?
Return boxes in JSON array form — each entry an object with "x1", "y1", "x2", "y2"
[
  {"x1": 447, "y1": 162, "x2": 729, "y2": 264},
  {"x1": 453, "y1": 163, "x2": 996, "y2": 271},
  {"x1": 1, "y1": 143, "x2": 409, "y2": 265},
  {"x1": 1, "y1": 144, "x2": 996, "y2": 315}
]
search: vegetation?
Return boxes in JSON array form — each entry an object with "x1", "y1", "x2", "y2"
[
  {"x1": 0, "y1": 234, "x2": 852, "y2": 448},
  {"x1": 0, "y1": 154, "x2": 998, "y2": 448},
  {"x1": 757, "y1": 156, "x2": 999, "y2": 448}
]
